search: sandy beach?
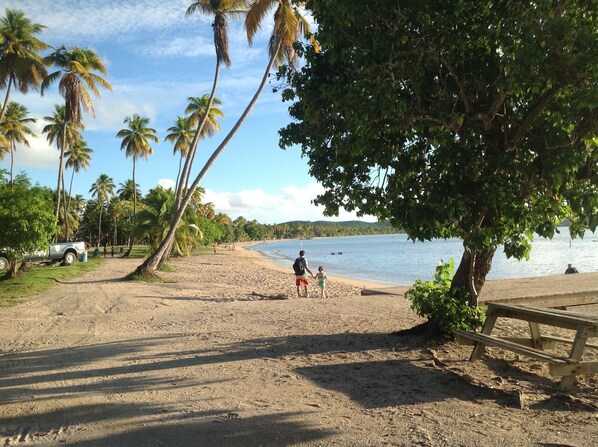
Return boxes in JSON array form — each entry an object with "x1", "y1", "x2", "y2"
[{"x1": 0, "y1": 247, "x2": 597, "y2": 446}]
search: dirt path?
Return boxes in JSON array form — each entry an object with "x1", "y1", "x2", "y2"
[{"x1": 0, "y1": 251, "x2": 596, "y2": 446}]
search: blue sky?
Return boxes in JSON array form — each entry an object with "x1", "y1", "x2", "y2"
[{"x1": 2, "y1": 0, "x2": 375, "y2": 224}]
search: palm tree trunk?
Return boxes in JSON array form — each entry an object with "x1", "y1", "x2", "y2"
[
  {"x1": 175, "y1": 60, "x2": 221, "y2": 210},
  {"x1": 55, "y1": 126, "x2": 66, "y2": 222},
  {"x1": 66, "y1": 168, "x2": 76, "y2": 221},
  {"x1": 0, "y1": 74, "x2": 13, "y2": 125},
  {"x1": 97, "y1": 206, "x2": 103, "y2": 249},
  {"x1": 124, "y1": 158, "x2": 136, "y2": 257},
  {"x1": 9, "y1": 142, "x2": 14, "y2": 188},
  {"x1": 62, "y1": 171, "x2": 69, "y2": 240},
  {"x1": 137, "y1": 49, "x2": 280, "y2": 275}
]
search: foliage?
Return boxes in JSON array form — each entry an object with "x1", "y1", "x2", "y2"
[
  {"x1": 404, "y1": 260, "x2": 485, "y2": 337},
  {"x1": 0, "y1": 173, "x2": 56, "y2": 275},
  {"x1": 280, "y1": 0, "x2": 597, "y2": 304}
]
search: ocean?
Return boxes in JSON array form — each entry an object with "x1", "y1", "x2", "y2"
[{"x1": 247, "y1": 228, "x2": 598, "y2": 286}]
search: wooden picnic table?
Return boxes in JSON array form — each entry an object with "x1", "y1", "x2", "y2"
[{"x1": 456, "y1": 302, "x2": 598, "y2": 391}]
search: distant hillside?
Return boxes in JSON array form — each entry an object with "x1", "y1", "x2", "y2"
[{"x1": 281, "y1": 220, "x2": 394, "y2": 228}]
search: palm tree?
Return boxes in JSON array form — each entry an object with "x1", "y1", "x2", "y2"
[
  {"x1": 43, "y1": 104, "x2": 83, "y2": 230},
  {"x1": 64, "y1": 138, "x2": 92, "y2": 212},
  {"x1": 165, "y1": 116, "x2": 193, "y2": 195},
  {"x1": 117, "y1": 179, "x2": 141, "y2": 201},
  {"x1": 89, "y1": 174, "x2": 115, "y2": 248},
  {"x1": 136, "y1": 0, "x2": 319, "y2": 275},
  {"x1": 176, "y1": 0, "x2": 248, "y2": 207},
  {"x1": 0, "y1": 101, "x2": 35, "y2": 186},
  {"x1": 116, "y1": 114, "x2": 159, "y2": 256},
  {"x1": 0, "y1": 9, "x2": 49, "y2": 124},
  {"x1": 41, "y1": 46, "x2": 111, "y2": 223}
]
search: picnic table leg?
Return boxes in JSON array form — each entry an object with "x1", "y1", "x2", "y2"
[
  {"x1": 469, "y1": 309, "x2": 498, "y2": 361},
  {"x1": 558, "y1": 325, "x2": 589, "y2": 391},
  {"x1": 529, "y1": 322, "x2": 543, "y2": 350}
]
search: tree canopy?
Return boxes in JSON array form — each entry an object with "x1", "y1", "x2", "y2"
[
  {"x1": 0, "y1": 173, "x2": 56, "y2": 276},
  {"x1": 280, "y1": 0, "x2": 597, "y2": 304}
]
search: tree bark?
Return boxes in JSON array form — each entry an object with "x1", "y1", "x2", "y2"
[
  {"x1": 450, "y1": 247, "x2": 496, "y2": 307},
  {"x1": 124, "y1": 158, "x2": 136, "y2": 257},
  {"x1": 0, "y1": 74, "x2": 13, "y2": 126}
]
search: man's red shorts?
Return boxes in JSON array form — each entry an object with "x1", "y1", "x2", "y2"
[{"x1": 296, "y1": 277, "x2": 308, "y2": 286}]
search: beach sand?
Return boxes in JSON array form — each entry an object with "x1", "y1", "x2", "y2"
[{"x1": 0, "y1": 247, "x2": 596, "y2": 446}]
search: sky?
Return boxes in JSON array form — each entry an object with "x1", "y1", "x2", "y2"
[{"x1": 1, "y1": 0, "x2": 376, "y2": 224}]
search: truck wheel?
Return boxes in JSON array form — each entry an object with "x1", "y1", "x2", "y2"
[
  {"x1": 0, "y1": 256, "x2": 8, "y2": 270},
  {"x1": 62, "y1": 252, "x2": 77, "y2": 266}
]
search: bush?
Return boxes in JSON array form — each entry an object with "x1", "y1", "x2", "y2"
[{"x1": 404, "y1": 259, "x2": 485, "y2": 337}]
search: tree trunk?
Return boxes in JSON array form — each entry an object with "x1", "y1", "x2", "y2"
[
  {"x1": 124, "y1": 159, "x2": 136, "y2": 257},
  {"x1": 175, "y1": 60, "x2": 221, "y2": 211},
  {"x1": 136, "y1": 49, "x2": 281, "y2": 276},
  {"x1": 7, "y1": 259, "x2": 19, "y2": 278},
  {"x1": 55, "y1": 125, "x2": 67, "y2": 235},
  {"x1": 9, "y1": 142, "x2": 14, "y2": 187},
  {"x1": 450, "y1": 247, "x2": 496, "y2": 307},
  {"x1": 0, "y1": 74, "x2": 13, "y2": 125},
  {"x1": 97, "y1": 206, "x2": 103, "y2": 249}
]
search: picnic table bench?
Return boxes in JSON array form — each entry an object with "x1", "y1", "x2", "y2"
[{"x1": 456, "y1": 302, "x2": 598, "y2": 391}]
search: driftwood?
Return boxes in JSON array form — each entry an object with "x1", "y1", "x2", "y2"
[{"x1": 249, "y1": 292, "x2": 289, "y2": 300}]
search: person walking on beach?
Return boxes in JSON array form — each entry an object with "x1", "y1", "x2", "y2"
[
  {"x1": 315, "y1": 266, "x2": 328, "y2": 299},
  {"x1": 564, "y1": 263, "x2": 579, "y2": 274},
  {"x1": 293, "y1": 250, "x2": 313, "y2": 298}
]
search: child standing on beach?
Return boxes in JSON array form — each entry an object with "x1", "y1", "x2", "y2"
[{"x1": 315, "y1": 266, "x2": 328, "y2": 299}]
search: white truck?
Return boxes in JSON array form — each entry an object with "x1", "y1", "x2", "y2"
[{"x1": 0, "y1": 241, "x2": 88, "y2": 270}]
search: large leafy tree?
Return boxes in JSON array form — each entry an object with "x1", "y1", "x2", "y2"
[
  {"x1": 41, "y1": 46, "x2": 111, "y2": 225},
  {"x1": 280, "y1": 0, "x2": 598, "y2": 306},
  {"x1": 0, "y1": 9, "x2": 49, "y2": 125},
  {"x1": 116, "y1": 114, "x2": 160, "y2": 256},
  {"x1": 135, "y1": 0, "x2": 317, "y2": 275},
  {"x1": 0, "y1": 172, "x2": 55, "y2": 277},
  {"x1": 89, "y1": 174, "x2": 115, "y2": 248},
  {"x1": 0, "y1": 101, "x2": 35, "y2": 186}
]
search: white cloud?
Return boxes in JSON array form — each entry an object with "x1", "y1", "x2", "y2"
[
  {"x1": 204, "y1": 184, "x2": 377, "y2": 224},
  {"x1": 158, "y1": 178, "x2": 175, "y2": 190},
  {"x1": 12, "y1": 122, "x2": 58, "y2": 170}
]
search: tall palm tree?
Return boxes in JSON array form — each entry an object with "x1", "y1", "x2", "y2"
[
  {"x1": 0, "y1": 9, "x2": 49, "y2": 124},
  {"x1": 89, "y1": 174, "x2": 115, "y2": 248},
  {"x1": 0, "y1": 101, "x2": 35, "y2": 186},
  {"x1": 64, "y1": 138, "x2": 92, "y2": 212},
  {"x1": 41, "y1": 46, "x2": 111, "y2": 223},
  {"x1": 43, "y1": 104, "x2": 83, "y2": 231},
  {"x1": 136, "y1": 0, "x2": 318, "y2": 275},
  {"x1": 165, "y1": 116, "x2": 193, "y2": 195},
  {"x1": 116, "y1": 114, "x2": 160, "y2": 256},
  {"x1": 176, "y1": 0, "x2": 248, "y2": 207}
]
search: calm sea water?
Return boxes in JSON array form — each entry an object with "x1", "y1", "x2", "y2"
[{"x1": 248, "y1": 228, "x2": 598, "y2": 286}]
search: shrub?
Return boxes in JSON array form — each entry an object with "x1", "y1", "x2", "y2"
[{"x1": 404, "y1": 259, "x2": 485, "y2": 337}]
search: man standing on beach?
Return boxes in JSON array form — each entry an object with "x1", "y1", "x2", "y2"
[{"x1": 293, "y1": 250, "x2": 313, "y2": 298}]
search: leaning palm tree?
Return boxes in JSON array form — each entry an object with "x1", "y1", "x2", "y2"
[
  {"x1": 175, "y1": 0, "x2": 248, "y2": 208},
  {"x1": 89, "y1": 174, "x2": 115, "y2": 248},
  {"x1": 64, "y1": 138, "x2": 92, "y2": 212},
  {"x1": 0, "y1": 101, "x2": 35, "y2": 186},
  {"x1": 116, "y1": 114, "x2": 160, "y2": 256},
  {"x1": 134, "y1": 0, "x2": 317, "y2": 276},
  {"x1": 0, "y1": 9, "x2": 49, "y2": 124},
  {"x1": 41, "y1": 46, "x2": 111, "y2": 223}
]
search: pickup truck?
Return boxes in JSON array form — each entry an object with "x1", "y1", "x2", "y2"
[{"x1": 0, "y1": 241, "x2": 88, "y2": 270}]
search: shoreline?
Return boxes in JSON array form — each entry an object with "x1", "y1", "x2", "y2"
[
  {"x1": 240, "y1": 243, "x2": 598, "y2": 298},
  {"x1": 240, "y1": 243, "x2": 401, "y2": 291}
]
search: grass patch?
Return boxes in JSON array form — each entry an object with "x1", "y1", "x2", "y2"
[{"x1": 0, "y1": 257, "x2": 103, "y2": 308}]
